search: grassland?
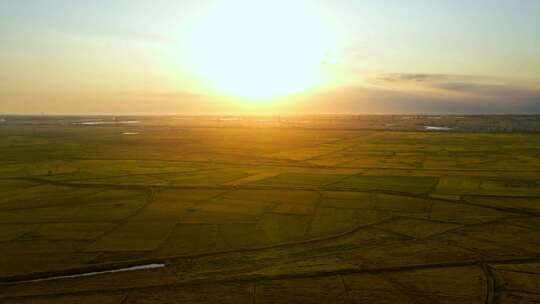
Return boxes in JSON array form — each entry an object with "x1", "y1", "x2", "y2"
[{"x1": 0, "y1": 116, "x2": 539, "y2": 303}]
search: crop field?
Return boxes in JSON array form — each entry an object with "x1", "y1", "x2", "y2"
[{"x1": 0, "y1": 116, "x2": 539, "y2": 303}]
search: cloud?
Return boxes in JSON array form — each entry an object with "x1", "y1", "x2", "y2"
[
  {"x1": 362, "y1": 73, "x2": 540, "y2": 112},
  {"x1": 120, "y1": 91, "x2": 209, "y2": 101},
  {"x1": 25, "y1": 75, "x2": 536, "y2": 115},
  {"x1": 299, "y1": 86, "x2": 486, "y2": 114},
  {"x1": 114, "y1": 79, "x2": 540, "y2": 115},
  {"x1": 110, "y1": 90, "x2": 248, "y2": 114},
  {"x1": 374, "y1": 73, "x2": 538, "y2": 93},
  {"x1": 433, "y1": 82, "x2": 540, "y2": 100},
  {"x1": 285, "y1": 72, "x2": 540, "y2": 114},
  {"x1": 376, "y1": 73, "x2": 446, "y2": 82}
]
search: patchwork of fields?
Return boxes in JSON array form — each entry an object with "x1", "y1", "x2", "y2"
[{"x1": 0, "y1": 119, "x2": 539, "y2": 303}]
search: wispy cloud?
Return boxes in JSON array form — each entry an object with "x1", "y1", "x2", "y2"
[
  {"x1": 289, "y1": 73, "x2": 540, "y2": 114},
  {"x1": 368, "y1": 73, "x2": 540, "y2": 104},
  {"x1": 113, "y1": 76, "x2": 540, "y2": 114}
]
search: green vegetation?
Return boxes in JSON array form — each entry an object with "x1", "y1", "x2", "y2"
[{"x1": 0, "y1": 117, "x2": 539, "y2": 303}]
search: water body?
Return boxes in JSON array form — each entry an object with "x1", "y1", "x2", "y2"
[
  {"x1": 15, "y1": 263, "x2": 165, "y2": 283},
  {"x1": 424, "y1": 126, "x2": 452, "y2": 131},
  {"x1": 73, "y1": 120, "x2": 140, "y2": 125}
]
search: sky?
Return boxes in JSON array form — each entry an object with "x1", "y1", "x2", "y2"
[{"x1": 1, "y1": 0, "x2": 539, "y2": 114}]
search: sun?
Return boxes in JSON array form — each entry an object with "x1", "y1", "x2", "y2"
[{"x1": 180, "y1": 0, "x2": 343, "y2": 99}]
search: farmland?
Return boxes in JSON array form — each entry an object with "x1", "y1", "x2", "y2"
[{"x1": 0, "y1": 115, "x2": 539, "y2": 303}]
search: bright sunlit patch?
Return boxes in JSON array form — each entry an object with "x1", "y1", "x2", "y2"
[{"x1": 181, "y1": 0, "x2": 344, "y2": 99}]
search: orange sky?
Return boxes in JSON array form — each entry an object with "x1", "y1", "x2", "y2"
[{"x1": 1, "y1": 0, "x2": 540, "y2": 114}]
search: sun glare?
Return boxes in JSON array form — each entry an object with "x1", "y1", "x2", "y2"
[{"x1": 181, "y1": 0, "x2": 343, "y2": 99}]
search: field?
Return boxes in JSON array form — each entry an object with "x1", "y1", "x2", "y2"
[{"x1": 0, "y1": 115, "x2": 539, "y2": 303}]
